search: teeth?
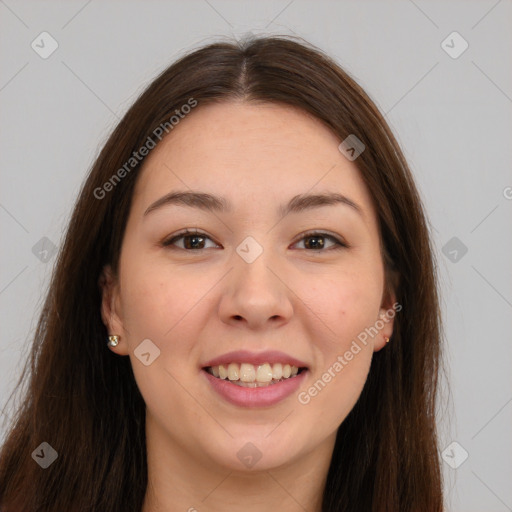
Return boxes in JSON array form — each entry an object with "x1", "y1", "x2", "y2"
[
  {"x1": 256, "y1": 363, "x2": 273, "y2": 383},
  {"x1": 207, "y1": 362, "x2": 301, "y2": 383},
  {"x1": 240, "y1": 363, "x2": 256, "y2": 382},
  {"x1": 272, "y1": 363, "x2": 283, "y2": 380},
  {"x1": 227, "y1": 363, "x2": 239, "y2": 381}
]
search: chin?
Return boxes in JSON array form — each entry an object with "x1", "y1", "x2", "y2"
[{"x1": 206, "y1": 435, "x2": 302, "y2": 473}]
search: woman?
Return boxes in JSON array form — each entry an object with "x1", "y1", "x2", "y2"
[{"x1": 0, "y1": 35, "x2": 445, "y2": 511}]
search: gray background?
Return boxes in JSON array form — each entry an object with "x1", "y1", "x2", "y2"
[{"x1": 1, "y1": 1, "x2": 511, "y2": 510}]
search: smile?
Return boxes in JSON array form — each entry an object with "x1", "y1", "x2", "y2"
[
  {"x1": 202, "y1": 364, "x2": 308, "y2": 408},
  {"x1": 205, "y1": 362, "x2": 306, "y2": 387}
]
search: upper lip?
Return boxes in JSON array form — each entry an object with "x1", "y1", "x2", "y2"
[{"x1": 202, "y1": 350, "x2": 309, "y2": 369}]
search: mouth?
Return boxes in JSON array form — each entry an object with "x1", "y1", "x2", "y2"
[
  {"x1": 203, "y1": 362, "x2": 308, "y2": 388},
  {"x1": 201, "y1": 361, "x2": 309, "y2": 408}
]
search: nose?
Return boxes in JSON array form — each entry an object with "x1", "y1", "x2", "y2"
[{"x1": 218, "y1": 248, "x2": 294, "y2": 330}]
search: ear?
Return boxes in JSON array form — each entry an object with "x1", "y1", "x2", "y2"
[
  {"x1": 373, "y1": 286, "x2": 399, "y2": 353},
  {"x1": 99, "y1": 264, "x2": 129, "y2": 355}
]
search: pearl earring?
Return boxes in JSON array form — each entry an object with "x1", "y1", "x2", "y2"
[{"x1": 108, "y1": 335, "x2": 119, "y2": 347}]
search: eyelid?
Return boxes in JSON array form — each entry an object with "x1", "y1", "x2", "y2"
[
  {"x1": 292, "y1": 230, "x2": 349, "y2": 250},
  {"x1": 161, "y1": 229, "x2": 349, "y2": 251},
  {"x1": 161, "y1": 228, "x2": 219, "y2": 248}
]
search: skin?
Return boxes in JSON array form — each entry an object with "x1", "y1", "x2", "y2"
[{"x1": 101, "y1": 101, "x2": 396, "y2": 512}]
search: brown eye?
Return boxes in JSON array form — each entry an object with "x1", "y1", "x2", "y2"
[
  {"x1": 293, "y1": 232, "x2": 347, "y2": 251},
  {"x1": 162, "y1": 230, "x2": 347, "y2": 252},
  {"x1": 162, "y1": 230, "x2": 219, "y2": 250}
]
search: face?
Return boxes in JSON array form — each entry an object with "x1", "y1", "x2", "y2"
[{"x1": 101, "y1": 101, "x2": 395, "y2": 473}]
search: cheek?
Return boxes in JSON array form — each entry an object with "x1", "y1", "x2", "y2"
[
  {"x1": 296, "y1": 266, "x2": 381, "y2": 426},
  {"x1": 119, "y1": 259, "x2": 208, "y2": 340},
  {"x1": 296, "y1": 271, "x2": 378, "y2": 425},
  {"x1": 301, "y1": 344, "x2": 373, "y2": 436},
  {"x1": 118, "y1": 259, "x2": 209, "y2": 397},
  {"x1": 293, "y1": 264, "x2": 383, "y2": 344},
  {"x1": 118, "y1": 262, "x2": 205, "y2": 426}
]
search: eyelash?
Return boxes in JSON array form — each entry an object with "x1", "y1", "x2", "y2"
[{"x1": 161, "y1": 229, "x2": 349, "y2": 252}]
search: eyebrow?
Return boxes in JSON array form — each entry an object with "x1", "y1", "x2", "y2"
[{"x1": 143, "y1": 190, "x2": 364, "y2": 219}]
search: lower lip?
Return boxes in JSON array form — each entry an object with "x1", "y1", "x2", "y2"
[{"x1": 202, "y1": 368, "x2": 308, "y2": 408}]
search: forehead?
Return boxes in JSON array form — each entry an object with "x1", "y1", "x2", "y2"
[{"x1": 132, "y1": 101, "x2": 378, "y2": 225}]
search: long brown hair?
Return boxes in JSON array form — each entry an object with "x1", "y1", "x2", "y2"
[{"x1": 0, "y1": 35, "x2": 446, "y2": 511}]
